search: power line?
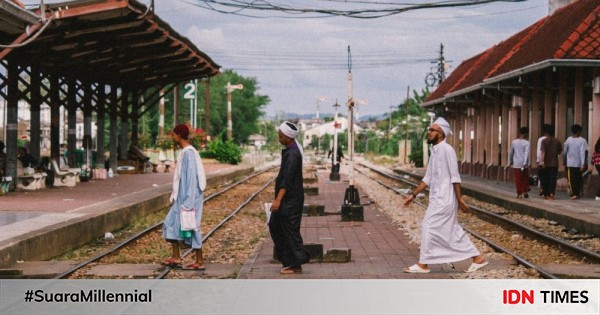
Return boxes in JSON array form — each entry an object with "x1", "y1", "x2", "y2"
[{"x1": 182, "y1": 0, "x2": 528, "y2": 19}]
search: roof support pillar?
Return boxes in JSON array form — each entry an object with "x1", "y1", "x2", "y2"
[
  {"x1": 30, "y1": 64, "x2": 41, "y2": 161},
  {"x1": 483, "y1": 103, "x2": 492, "y2": 168},
  {"x1": 66, "y1": 78, "x2": 77, "y2": 168},
  {"x1": 574, "y1": 68, "x2": 583, "y2": 126},
  {"x1": 463, "y1": 114, "x2": 472, "y2": 164},
  {"x1": 500, "y1": 101, "x2": 510, "y2": 168},
  {"x1": 474, "y1": 106, "x2": 482, "y2": 166},
  {"x1": 109, "y1": 86, "x2": 118, "y2": 171},
  {"x1": 119, "y1": 88, "x2": 129, "y2": 158},
  {"x1": 130, "y1": 88, "x2": 139, "y2": 147},
  {"x1": 95, "y1": 84, "x2": 106, "y2": 168},
  {"x1": 204, "y1": 78, "x2": 211, "y2": 136},
  {"x1": 5, "y1": 59, "x2": 19, "y2": 190},
  {"x1": 491, "y1": 97, "x2": 501, "y2": 166},
  {"x1": 83, "y1": 83, "x2": 93, "y2": 168},
  {"x1": 531, "y1": 84, "x2": 542, "y2": 168},
  {"x1": 544, "y1": 72, "x2": 554, "y2": 124},
  {"x1": 520, "y1": 95, "x2": 529, "y2": 132},
  {"x1": 556, "y1": 70, "x2": 568, "y2": 172},
  {"x1": 508, "y1": 104, "x2": 519, "y2": 164},
  {"x1": 50, "y1": 75, "x2": 61, "y2": 164}
]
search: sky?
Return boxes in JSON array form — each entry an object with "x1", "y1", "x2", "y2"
[{"x1": 23, "y1": 0, "x2": 550, "y2": 117}]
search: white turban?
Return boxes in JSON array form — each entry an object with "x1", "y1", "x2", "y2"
[
  {"x1": 432, "y1": 117, "x2": 453, "y2": 137},
  {"x1": 279, "y1": 121, "x2": 298, "y2": 139},
  {"x1": 279, "y1": 121, "x2": 305, "y2": 161}
]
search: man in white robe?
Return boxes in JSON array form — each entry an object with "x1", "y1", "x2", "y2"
[{"x1": 402, "y1": 117, "x2": 488, "y2": 273}]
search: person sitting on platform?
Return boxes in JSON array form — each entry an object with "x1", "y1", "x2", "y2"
[
  {"x1": 0, "y1": 141, "x2": 6, "y2": 177},
  {"x1": 17, "y1": 147, "x2": 39, "y2": 170}
]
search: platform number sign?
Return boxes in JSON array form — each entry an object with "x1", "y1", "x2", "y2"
[{"x1": 184, "y1": 82, "x2": 196, "y2": 99}]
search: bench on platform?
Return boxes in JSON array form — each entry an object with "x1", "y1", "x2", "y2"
[
  {"x1": 127, "y1": 145, "x2": 153, "y2": 174},
  {"x1": 16, "y1": 172, "x2": 47, "y2": 190},
  {"x1": 16, "y1": 161, "x2": 47, "y2": 190},
  {"x1": 51, "y1": 160, "x2": 77, "y2": 187},
  {"x1": 59, "y1": 156, "x2": 81, "y2": 182}
]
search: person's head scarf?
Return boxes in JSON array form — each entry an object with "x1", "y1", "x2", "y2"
[
  {"x1": 278, "y1": 121, "x2": 305, "y2": 160},
  {"x1": 173, "y1": 124, "x2": 189, "y2": 140},
  {"x1": 432, "y1": 117, "x2": 452, "y2": 137},
  {"x1": 279, "y1": 121, "x2": 298, "y2": 139}
]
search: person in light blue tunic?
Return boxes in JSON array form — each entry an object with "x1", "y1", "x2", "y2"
[{"x1": 162, "y1": 124, "x2": 207, "y2": 270}]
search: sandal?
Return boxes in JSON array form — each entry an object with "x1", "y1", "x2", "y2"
[
  {"x1": 185, "y1": 263, "x2": 206, "y2": 271},
  {"x1": 403, "y1": 264, "x2": 430, "y2": 273},
  {"x1": 466, "y1": 260, "x2": 489, "y2": 273},
  {"x1": 280, "y1": 266, "x2": 302, "y2": 274},
  {"x1": 160, "y1": 257, "x2": 181, "y2": 267}
]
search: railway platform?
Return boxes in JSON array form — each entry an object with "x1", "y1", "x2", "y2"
[
  {"x1": 0, "y1": 160, "x2": 255, "y2": 269},
  {"x1": 238, "y1": 169, "x2": 510, "y2": 279}
]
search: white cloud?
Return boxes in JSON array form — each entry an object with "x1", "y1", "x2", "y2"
[{"x1": 22, "y1": 0, "x2": 550, "y2": 117}]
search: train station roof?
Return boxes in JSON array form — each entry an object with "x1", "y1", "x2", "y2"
[
  {"x1": 0, "y1": 1, "x2": 38, "y2": 36},
  {"x1": 424, "y1": 0, "x2": 600, "y2": 107},
  {"x1": 1, "y1": 0, "x2": 220, "y2": 88}
]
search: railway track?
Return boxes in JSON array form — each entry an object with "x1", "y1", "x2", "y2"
[
  {"x1": 355, "y1": 162, "x2": 600, "y2": 279},
  {"x1": 54, "y1": 167, "x2": 278, "y2": 279}
]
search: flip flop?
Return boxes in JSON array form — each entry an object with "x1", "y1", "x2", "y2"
[
  {"x1": 280, "y1": 266, "x2": 302, "y2": 274},
  {"x1": 403, "y1": 264, "x2": 430, "y2": 273},
  {"x1": 185, "y1": 263, "x2": 206, "y2": 271},
  {"x1": 160, "y1": 258, "x2": 181, "y2": 267},
  {"x1": 466, "y1": 260, "x2": 489, "y2": 273}
]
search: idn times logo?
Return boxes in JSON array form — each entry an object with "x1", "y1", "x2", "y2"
[{"x1": 503, "y1": 290, "x2": 589, "y2": 304}]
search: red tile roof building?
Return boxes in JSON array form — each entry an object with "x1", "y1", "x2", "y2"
[{"x1": 423, "y1": 0, "x2": 600, "y2": 196}]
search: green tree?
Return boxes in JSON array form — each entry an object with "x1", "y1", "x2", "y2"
[{"x1": 197, "y1": 70, "x2": 270, "y2": 144}]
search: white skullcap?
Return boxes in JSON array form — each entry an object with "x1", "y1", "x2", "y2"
[
  {"x1": 279, "y1": 121, "x2": 298, "y2": 139},
  {"x1": 432, "y1": 117, "x2": 453, "y2": 137}
]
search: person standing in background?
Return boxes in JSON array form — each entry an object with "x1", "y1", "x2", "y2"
[
  {"x1": 563, "y1": 124, "x2": 588, "y2": 200},
  {"x1": 591, "y1": 137, "x2": 600, "y2": 201},
  {"x1": 509, "y1": 127, "x2": 531, "y2": 198},
  {"x1": 540, "y1": 124, "x2": 562, "y2": 200},
  {"x1": 536, "y1": 124, "x2": 549, "y2": 196}
]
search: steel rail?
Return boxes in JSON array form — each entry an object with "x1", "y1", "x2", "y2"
[
  {"x1": 156, "y1": 176, "x2": 275, "y2": 279},
  {"x1": 54, "y1": 166, "x2": 277, "y2": 279}
]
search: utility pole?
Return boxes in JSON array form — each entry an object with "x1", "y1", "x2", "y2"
[
  {"x1": 330, "y1": 100, "x2": 341, "y2": 181},
  {"x1": 173, "y1": 85, "x2": 179, "y2": 126},
  {"x1": 388, "y1": 105, "x2": 394, "y2": 138},
  {"x1": 342, "y1": 45, "x2": 363, "y2": 221},
  {"x1": 225, "y1": 82, "x2": 243, "y2": 141},
  {"x1": 204, "y1": 78, "x2": 211, "y2": 138},
  {"x1": 404, "y1": 86, "x2": 410, "y2": 164},
  {"x1": 437, "y1": 43, "x2": 446, "y2": 85},
  {"x1": 424, "y1": 43, "x2": 451, "y2": 87},
  {"x1": 159, "y1": 88, "x2": 165, "y2": 137},
  {"x1": 316, "y1": 96, "x2": 328, "y2": 120}
]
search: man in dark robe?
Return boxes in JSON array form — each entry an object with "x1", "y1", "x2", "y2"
[{"x1": 270, "y1": 121, "x2": 310, "y2": 274}]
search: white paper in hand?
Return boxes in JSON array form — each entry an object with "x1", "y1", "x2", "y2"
[{"x1": 264, "y1": 202, "x2": 273, "y2": 227}]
